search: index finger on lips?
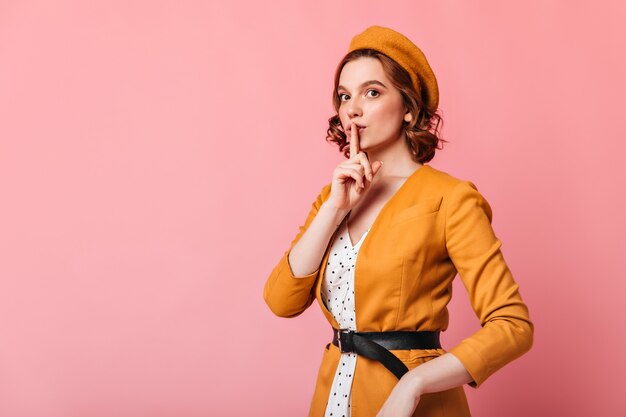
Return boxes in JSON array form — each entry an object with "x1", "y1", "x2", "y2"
[{"x1": 350, "y1": 122, "x2": 360, "y2": 159}]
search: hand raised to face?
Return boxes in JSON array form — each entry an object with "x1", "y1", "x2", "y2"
[{"x1": 325, "y1": 122, "x2": 384, "y2": 212}]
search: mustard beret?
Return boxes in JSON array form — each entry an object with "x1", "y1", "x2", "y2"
[{"x1": 348, "y1": 25, "x2": 439, "y2": 113}]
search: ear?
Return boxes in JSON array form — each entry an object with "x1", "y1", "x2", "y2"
[{"x1": 404, "y1": 110, "x2": 412, "y2": 123}]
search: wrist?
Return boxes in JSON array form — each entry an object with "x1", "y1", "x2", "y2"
[
  {"x1": 403, "y1": 371, "x2": 426, "y2": 398},
  {"x1": 319, "y1": 201, "x2": 350, "y2": 226}
]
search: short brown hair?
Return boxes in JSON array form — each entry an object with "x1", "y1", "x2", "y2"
[{"x1": 326, "y1": 49, "x2": 447, "y2": 163}]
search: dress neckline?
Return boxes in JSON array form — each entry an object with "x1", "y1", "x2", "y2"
[
  {"x1": 345, "y1": 212, "x2": 371, "y2": 249},
  {"x1": 345, "y1": 215, "x2": 369, "y2": 248}
]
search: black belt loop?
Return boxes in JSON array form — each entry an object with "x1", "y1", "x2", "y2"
[{"x1": 331, "y1": 328, "x2": 442, "y2": 380}]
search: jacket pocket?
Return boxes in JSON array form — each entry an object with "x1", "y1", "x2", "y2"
[
  {"x1": 390, "y1": 196, "x2": 442, "y2": 226},
  {"x1": 390, "y1": 348, "x2": 446, "y2": 370}
]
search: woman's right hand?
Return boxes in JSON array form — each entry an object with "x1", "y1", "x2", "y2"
[{"x1": 326, "y1": 122, "x2": 384, "y2": 212}]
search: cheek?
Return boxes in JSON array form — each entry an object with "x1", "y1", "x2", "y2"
[
  {"x1": 370, "y1": 102, "x2": 404, "y2": 127},
  {"x1": 385, "y1": 102, "x2": 405, "y2": 119}
]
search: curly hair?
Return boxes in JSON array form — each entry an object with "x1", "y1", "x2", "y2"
[{"x1": 326, "y1": 49, "x2": 447, "y2": 163}]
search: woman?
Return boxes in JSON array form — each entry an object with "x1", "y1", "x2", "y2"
[{"x1": 263, "y1": 26, "x2": 533, "y2": 417}]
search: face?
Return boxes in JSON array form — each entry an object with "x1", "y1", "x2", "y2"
[{"x1": 337, "y1": 57, "x2": 411, "y2": 151}]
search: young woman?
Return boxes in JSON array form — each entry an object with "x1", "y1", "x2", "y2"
[{"x1": 263, "y1": 26, "x2": 533, "y2": 417}]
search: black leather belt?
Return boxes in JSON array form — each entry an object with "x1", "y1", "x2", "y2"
[{"x1": 332, "y1": 328, "x2": 442, "y2": 379}]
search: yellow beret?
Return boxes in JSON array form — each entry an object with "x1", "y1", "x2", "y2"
[{"x1": 348, "y1": 25, "x2": 439, "y2": 113}]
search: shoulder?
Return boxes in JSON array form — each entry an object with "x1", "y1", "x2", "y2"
[
  {"x1": 421, "y1": 164, "x2": 470, "y2": 192},
  {"x1": 423, "y1": 165, "x2": 487, "y2": 194},
  {"x1": 421, "y1": 165, "x2": 492, "y2": 215}
]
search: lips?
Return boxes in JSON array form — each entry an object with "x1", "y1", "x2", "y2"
[{"x1": 346, "y1": 125, "x2": 366, "y2": 135}]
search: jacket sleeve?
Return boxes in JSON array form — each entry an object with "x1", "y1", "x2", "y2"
[
  {"x1": 263, "y1": 183, "x2": 332, "y2": 318},
  {"x1": 444, "y1": 180, "x2": 534, "y2": 388}
]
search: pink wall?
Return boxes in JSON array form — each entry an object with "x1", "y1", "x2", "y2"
[{"x1": 1, "y1": 1, "x2": 625, "y2": 416}]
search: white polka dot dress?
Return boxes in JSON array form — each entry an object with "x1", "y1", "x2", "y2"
[{"x1": 321, "y1": 214, "x2": 369, "y2": 417}]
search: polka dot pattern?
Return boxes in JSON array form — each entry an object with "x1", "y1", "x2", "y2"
[{"x1": 321, "y1": 216, "x2": 369, "y2": 417}]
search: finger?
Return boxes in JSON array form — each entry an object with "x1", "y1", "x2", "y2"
[
  {"x1": 371, "y1": 160, "x2": 383, "y2": 176},
  {"x1": 338, "y1": 166, "x2": 365, "y2": 189},
  {"x1": 349, "y1": 167, "x2": 365, "y2": 189},
  {"x1": 340, "y1": 161, "x2": 365, "y2": 174},
  {"x1": 342, "y1": 162, "x2": 366, "y2": 186},
  {"x1": 350, "y1": 122, "x2": 360, "y2": 159},
  {"x1": 355, "y1": 151, "x2": 373, "y2": 182}
]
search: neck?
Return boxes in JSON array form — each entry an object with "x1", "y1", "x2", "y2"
[{"x1": 364, "y1": 134, "x2": 423, "y2": 178}]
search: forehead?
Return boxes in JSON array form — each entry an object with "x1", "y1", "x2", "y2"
[{"x1": 338, "y1": 57, "x2": 388, "y2": 89}]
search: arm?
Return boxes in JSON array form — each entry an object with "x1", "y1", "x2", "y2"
[
  {"x1": 377, "y1": 180, "x2": 534, "y2": 416},
  {"x1": 263, "y1": 183, "x2": 349, "y2": 318},
  {"x1": 444, "y1": 180, "x2": 534, "y2": 388},
  {"x1": 376, "y1": 352, "x2": 474, "y2": 416},
  {"x1": 403, "y1": 352, "x2": 473, "y2": 395}
]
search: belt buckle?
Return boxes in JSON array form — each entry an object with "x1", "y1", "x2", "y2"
[{"x1": 338, "y1": 329, "x2": 355, "y2": 353}]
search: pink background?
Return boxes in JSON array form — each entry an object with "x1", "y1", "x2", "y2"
[{"x1": 1, "y1": 1, "x2": 625, "y2": 416}]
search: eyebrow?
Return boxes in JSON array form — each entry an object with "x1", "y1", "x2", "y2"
[{"x1": 337, "y1": 80, "x2": 387, "y2": 92}]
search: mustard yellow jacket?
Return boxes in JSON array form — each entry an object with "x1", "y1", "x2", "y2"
[{"x1": 263, "y1": 164, "x2": 533, "y2": 417}]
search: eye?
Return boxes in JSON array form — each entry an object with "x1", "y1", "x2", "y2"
[
  {"x1": 338, "y1": 93, "x2": 350, "y2": 102},
  {"x1": 366, "y1": 89, "x2": 380, "y2": 98}
]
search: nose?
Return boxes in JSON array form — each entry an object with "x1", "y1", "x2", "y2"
[{"x1": 346, "y1": 97, "x2": 362, "y2": 119}]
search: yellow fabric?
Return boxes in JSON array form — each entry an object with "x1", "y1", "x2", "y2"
[
  {"x1": 349, "y1": 25, "x2": 440, "y2": 114},
  {"x1": 263, "y1": 164, "x2": 534, "y2": 417}
]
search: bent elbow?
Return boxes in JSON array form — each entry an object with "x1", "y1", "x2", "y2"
[
  {"x1": 267, "y1": 305, "x2": 304, "y2": 318},
  {"x1": 264, "y1": 299, "x2": 308, "y2": 318},
  {"x1": 519, "y1": 319, "x2": 534, "y2": 355},
  {"x1": 503, "y1": 316, "x2": 534, "y2": 359},
  {"x1": 263, "y1": 287, "x2": 309, "y2": 319}
]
